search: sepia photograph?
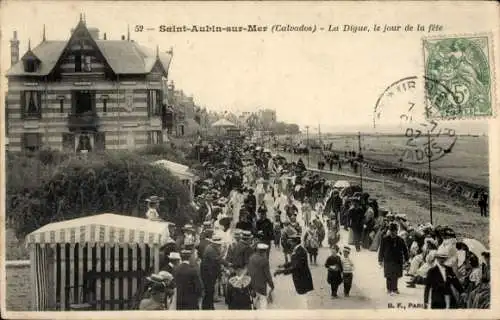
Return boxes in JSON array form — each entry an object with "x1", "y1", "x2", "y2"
[{"x1": 0, "y1": 1, "x2": 498, "y2": 319}]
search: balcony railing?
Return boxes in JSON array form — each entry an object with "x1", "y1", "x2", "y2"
[{"x1": 67, "y1": 112, "x2": 100, "y2": 132}]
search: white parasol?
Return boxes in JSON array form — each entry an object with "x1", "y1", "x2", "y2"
[{"x1": 461, "y1": 238, "x2": 488, "y2": 261}]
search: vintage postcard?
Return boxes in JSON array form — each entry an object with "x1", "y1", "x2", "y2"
[{"x1": 0, "y1": 1, "x2": 499, "y2": 319}]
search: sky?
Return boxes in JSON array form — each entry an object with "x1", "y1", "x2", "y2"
[{"x1": 1, "y1": 0, "x2": 498, "y2": 134}]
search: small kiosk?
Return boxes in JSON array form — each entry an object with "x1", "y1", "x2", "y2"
[
  {"x1": 152, "y1": 160, "x2": 197, "y2": 199},
  {"x1": 25, "y1": 213, "x2": 173, "y2": 311}
]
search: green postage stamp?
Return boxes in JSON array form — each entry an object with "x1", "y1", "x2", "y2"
[{"x1": 423, "y1": 35, "x2": 495, "y2": 119}]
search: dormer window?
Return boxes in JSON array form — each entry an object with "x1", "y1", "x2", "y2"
[
  {"x1": 25, "y1": 60, "x2": 36, "y2": 72},
  {"x1": 22, "y1": 54, "x2": 39, "y2": 73}
]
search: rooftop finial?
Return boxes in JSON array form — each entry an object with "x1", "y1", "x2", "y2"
[
  {"x1": 80, "y1": 13, "x2": 83, "y2": 22},
  {"x1": 127, "y1": 25, "x2": 130, "y2": 41},
  {"x1": 42, "y1": 24, "x2": 46, "y2": 42},
  {"x1": 83, "y1": 13, "x2": 86, "y2": 23},
  {"x1": 156, "y1": 45, "x2": 159, "y2": 58},
  {"x1": 28, "y1": 38, "x2": 31, "y2": 51}
]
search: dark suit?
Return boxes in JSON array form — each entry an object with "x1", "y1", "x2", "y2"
[
  {"x1": 174, "y1": 262, "x2": 202, "y2": 310},
  {"x1": 348, "y1": 207, "x2": 365, "y2": 250},
  {"x1": 424, "y1": 264, "x2": 463, "y2": 309},
  {"x1": 200, "y1": 244, "x2": 224, "y2": 310},
  {"x1": 247, "y1": 252, "x2": 274, "y2": 296},
  {"x1": 378, "y1": 234, "x2": 409, "y2": 292},
  {"x1": 282, "y1": 245, "x2": 314, "y2": 295},
  {"x1": 227, "y1": 241, "x2": 254, "y2": 269}
]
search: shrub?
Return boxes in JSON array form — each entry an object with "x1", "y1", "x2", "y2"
[{"x1": 7, "y1": 151, "x2": 196, "y2": 240}]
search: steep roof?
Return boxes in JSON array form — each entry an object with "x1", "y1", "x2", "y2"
[
  {"x1": 6, "y1": 39, "x2": 172, "y2": 77},
  {"x1": 7, "y1": 41, "x2": 66, "y2": 76}
]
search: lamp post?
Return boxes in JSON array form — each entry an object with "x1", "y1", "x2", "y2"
[
  {"x1": 427, "y1": 130, "x2": 433, "y2": 224},
  {"x1": 305, "y1": 125, "x2": 310, "y2": 167},
  {"x1": 358, "y1": 131, "x2": 363, "y2": 190}
]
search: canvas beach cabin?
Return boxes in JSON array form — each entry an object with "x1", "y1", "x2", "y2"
[{"x1": 25, "y1": 213, "x2": 173, "y2": 311}]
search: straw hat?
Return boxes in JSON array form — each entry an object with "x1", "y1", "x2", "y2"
[
  {"x1": 168, "y1": 252, "x2": 181, "y2": 260},
  {"x1": 257, "y1": 243, "x2": 269, "y2": 250},
  {"x1": 145, "y1": 195, "x2": 164, "y2": 203}
]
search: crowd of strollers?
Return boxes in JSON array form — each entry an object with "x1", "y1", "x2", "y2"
[{"x1": 138, "y1": 140, "x2": 490, "y2": 310}]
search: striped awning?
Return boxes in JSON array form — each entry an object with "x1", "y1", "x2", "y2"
[{"x1": 25, "y1": 213, "x2": 172, "y2": 246}]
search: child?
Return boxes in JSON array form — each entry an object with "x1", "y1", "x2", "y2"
[
  {"x1": 327, "y1": 218, "x2": 340, "y2": 248},
  {"x1": 325, "y1": 245, "x2": 343, "y2": 298},
  {"x1": 273, "y1": 213, "x2": 282, "y2": 248},
  {"x1": 341, "y1": 246, "x2": 355, "y2": 297}
]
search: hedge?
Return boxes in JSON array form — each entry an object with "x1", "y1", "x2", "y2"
[{"x1": 7, "y1": 150, "x2": 196, "y2": 240}]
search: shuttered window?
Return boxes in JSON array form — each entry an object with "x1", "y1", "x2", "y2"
[
  {"x1": 21, "y1": 91, "x2": 42, "y2": 119},
  {"x1": 147, "y1": 90, "x2": 162, "y2": 117}
]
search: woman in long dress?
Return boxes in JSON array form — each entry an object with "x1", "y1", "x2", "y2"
[{"x1": 255, "y1": 176, "x2": 266, "y2": 205}]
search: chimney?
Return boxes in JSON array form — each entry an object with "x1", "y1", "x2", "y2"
[
  {"x1": 121, "y1": 35, "x2": 125, "y2": 40},
  {"x1": 10, "y1": 31, "x2": 20, "y2": 66}
]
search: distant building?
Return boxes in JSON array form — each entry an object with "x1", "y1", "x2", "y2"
[
  {"x1": 258, "y1": 109, "x2": 277, "y2": 129},
  {"x1": 5, "y1": 15, "x2": 173, "y2": 152}
]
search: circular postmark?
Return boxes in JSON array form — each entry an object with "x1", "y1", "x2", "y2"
[{"x1": 374, "y1": 76, "x2": 458, "y2": 164}]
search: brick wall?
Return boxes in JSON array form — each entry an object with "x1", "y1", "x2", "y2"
[{"x1": 6, "y1": 262, "x2": 31, "y2": 311}]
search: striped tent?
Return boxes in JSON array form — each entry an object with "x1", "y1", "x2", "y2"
[{"x1": 25, "y1": 213, "x2": 173, "y2": 311}]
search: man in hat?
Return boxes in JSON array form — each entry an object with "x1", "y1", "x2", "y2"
[
  {"x1": 378, "y1": 222, "x2": 409, "y2": 295},
  {"x1": 159, "y1": 238, "x2": 178, "y2": 270},
  {"x1": 174, "y1": 250, "x2": 203, "y2": 310},
  {"x1": 348, "y1": 197, "x2": 365, "y2": 252},
  {"x1": 164, "y1": 252, "x2": 181, "y2": 274},
  {"x1": 196, "y1": 228, "x2": 213, "y2": 260},
  {"x1": 200, "y1": 236, "x2": 228, "y2": 310},
  {"x1": 274, "y1": 234, "x2": 314, "y2": 309},
  {"x1": 256, "y1": 210, "x2": 274, "y2": 257},
  {"x1": 229, "y1": 230, "x2": 254, "y2": 270},
  {"x1": 424, "y1": 246, "x2": 463, "y2": 309},
  {"x1": 182, "y1": 224, "x2": 196, "y2": 251},
  {"x1": 244, "y1": 188, "x2": 257, "y2": 222},
  {"x1": 247, "y1": 243, "x2": 275, "y2": 309},
  {"x1": 236, "y1": 210, "x2": 253, "y2": 233}
]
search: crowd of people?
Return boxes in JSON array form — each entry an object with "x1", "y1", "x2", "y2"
[{"x1": 137, "y1": 139, "x2": 490, "y2": 310}]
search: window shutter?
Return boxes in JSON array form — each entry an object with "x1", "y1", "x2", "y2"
[
  {"x1": 20, "y1": 91, "x2": 26, "y2": 119},
  {"x1": 158, "y1": 131, "x2": 163, "y2": 144},
  {"x1": 156, "y1": 90, "x2": 162, "y2": 115},
  {"x1": 91, "y1": 92, "x2": 96, "y2": 113},
  {"x1": 146, "y1": 90, "x2": 151, "y2": 117},
  {"x1": 37, "y1": 91, "x2": 42, "y2": 117},
  {"x1": 95, "y1": 132, "x2": 106, "y2": 150},
  {"x1": 71, "y1": 92, "x2": 77, "y2": 114},
  {"x1": 147, "y1": 131, "x2": 152, "y2": 144}
]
